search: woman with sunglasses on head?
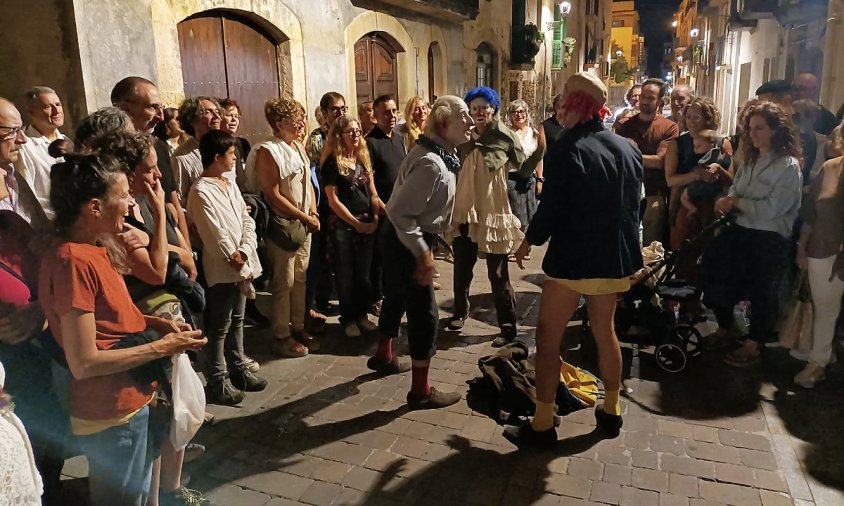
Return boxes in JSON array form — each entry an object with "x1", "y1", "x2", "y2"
[
  {"x1": 505, "y1": 99, "x2": 546, "y2": 236},
  {"x1": 321, "y1": 116, "x2": 382, "y2": 338}
]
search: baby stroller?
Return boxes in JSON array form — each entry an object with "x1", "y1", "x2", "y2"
[{"x1": 580, "y1": 215, "x2": 733, "y2": 373}]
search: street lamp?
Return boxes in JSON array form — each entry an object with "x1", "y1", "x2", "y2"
[
  {"x1": 616, "y1": 50, "x2": 623, "y2": 58},
  {"x1": 671, "y1": 20, "x2": 678, "y2": 28},
  {"x1": 558, "y1": 0, "x2": 572, "y2": 15},
  {"x1": 690, "y1": 28, "x2": 700, "y2": 37}
]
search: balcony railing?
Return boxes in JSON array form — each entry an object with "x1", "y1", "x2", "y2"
[{"x1": 350, "y1": 0, "x2": 480, "y2": 22}]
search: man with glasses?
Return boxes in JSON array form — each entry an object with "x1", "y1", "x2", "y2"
[
  {"x1": 0, "y1": 98, "x2": 43, "y2": 227},
  {"x1": 792, "y1": 72, "x2": 838, "y2": 136},
  {"x1": 365, "y1": 94, "x2": 406, "y2": 317},
  {"x1": 172, "y1": 96, "x2": 223, "y2": 206},
  {"x1": 14, "y1": 87, "x2": 66, "y2": 219},
  {"x1": 304, "y1": 92, "x2": 347, "y2": 330},
  {"x1": 112, "y1": 77, "x2": 178, "y2": 198}
]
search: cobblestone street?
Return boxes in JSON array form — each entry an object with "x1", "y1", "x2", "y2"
[{"x1": 60, "y1": 247, "x2": 844, "y2": 506}]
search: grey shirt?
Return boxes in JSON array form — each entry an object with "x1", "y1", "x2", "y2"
[
  {"x1": 386, "y1": 138, "x2": 457, "y2": 257},
  {"x1": 728, "y1": 153, "x2": 802, "y2": 238}
]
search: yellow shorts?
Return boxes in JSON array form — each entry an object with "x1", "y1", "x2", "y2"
[{"x1": 547, "y1": 277, "x2": 631, "y2": 295}]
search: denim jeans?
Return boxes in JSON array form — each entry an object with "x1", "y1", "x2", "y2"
[
  {"x1": 204, "y1": 282, "x2": 247, "y2": 382},
  {"x1": 378, "y1": 221, "x2": 439, "y2": 360},
  {"x1": 76, "y1": 406, "x2": 154, "y2": 506},
  {"x1": 331, "y1": 221, "x2": 375, "y2": 323}
]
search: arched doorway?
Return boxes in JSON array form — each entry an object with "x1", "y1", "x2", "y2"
[
  {"x1": 475, "y1": 42, "x2": 496, "y2": 88},
  {"x1": 177, "y1": 10, "x2": 283, "y2": 144},
  {"x1": 354, "y1": 33, "x2": 403, "y2": 105}
]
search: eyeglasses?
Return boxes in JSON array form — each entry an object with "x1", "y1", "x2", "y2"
[
  {"x1": 511, "y1": 110, "x2": 527, "y2": 116},
  {"x1": 330, "y1": 106, "x2": 349, "y2": 114},
  {"x1": 342, "y1": 129, "x2": 362, "y2": 137},
  {"x1": 0, "y1": 125, "x2": 24, "y2": 140}
]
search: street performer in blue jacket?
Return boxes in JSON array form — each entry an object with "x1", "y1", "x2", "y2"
[
  {"x1": 505, "y1": 73, "x2": 644, "y2": 446},
  {"x1": 366, "y1": 95, "x2": 475, "y2": 410}
]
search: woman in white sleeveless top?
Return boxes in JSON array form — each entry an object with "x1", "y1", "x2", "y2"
[
  {"x1": 505, "y1": 100, "x2": 546, "y2": 241},
  {"x1": 246, "y1": 98, "x2": 320, "y2": 358}
]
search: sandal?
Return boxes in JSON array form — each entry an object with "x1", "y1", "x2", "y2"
[
  {"x1": 271, "y1": 336, "x2": 308, "y2": 358},
  {"x1": 293, "y1": 330, "x2": 321, "y2": 352}
]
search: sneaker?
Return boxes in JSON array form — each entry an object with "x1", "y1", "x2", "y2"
[
  {"x1": 358, "y1": 317, "x2": 377, "y2": 332},
  {"x1": 406, "y1": 387, "x2": 461, "y2": 410},
  {"x1": 160, "y1": 486, "x2": 215, "y2": 506},
  {"x1": 344, "y1": 322, "x2": 362, "y2": 338},
  {"x1": 366, "y1": 356, "x2": 412, "y2": 376},
  {"x1": 794, "y1": 362, "x2": 826, "y2": 388},
  {"x1": 205, "y1": 379, "x2": 244, "y2": 406},
  {"x1": 447, "y1": 316, "x2": 465, "y2": 331},
  {"x1": 242, "y1": 355, "x2": 260, "y2": 373},
  {"x1": 502, "y1": 422, "x2": 558, "y2": 449},
  {"x1": 229, "y1": 367, "x2": 268, "y2": 392},
  {"x1": 183, "y1": 443, "x2": 205, "y2": 463},
  {"x1": 370, "y1": 299, "x2": 383, "y2": 317},
  {"x1": 594, "y1": 403, "x2": 623, "y2": 438}
]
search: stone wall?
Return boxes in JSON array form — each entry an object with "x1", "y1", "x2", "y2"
[{"x1": 0, "y1": 0, "x2": 86, "y2": 131}]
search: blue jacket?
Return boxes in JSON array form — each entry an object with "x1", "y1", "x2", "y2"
[{"x1": 526, "y1": 117, "x2": 644, "y2": 280}]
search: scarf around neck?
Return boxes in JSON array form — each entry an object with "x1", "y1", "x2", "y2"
[{"x1": 417, "y1": 135, "x2": 460, "y2": 173}]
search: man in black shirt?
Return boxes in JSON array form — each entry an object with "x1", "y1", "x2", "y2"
[
  {"x1": 792, "y1": 72, "x2": 838, "y2": 136},
  {"x1": 542, "y1": 93, "x2": 566, "y2": 143},
  {"x1": 366, "y1": 94, "x2": 406, "y2": 314}
]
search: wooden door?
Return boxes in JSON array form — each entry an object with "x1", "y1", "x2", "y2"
[
  {"x1": 354, "y1": 34, "x2": 399, "y2": 105},
  {"x1": 178, "y1": 13, "x2": 280, "y2": 145}
]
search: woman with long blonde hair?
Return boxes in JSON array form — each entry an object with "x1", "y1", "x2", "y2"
[
  {"x1": 321, "y1": 116, "x2": 383, "y2": 337},
  {"x1": 399, "y1": 96, "x2": 429, "y2": 153}
]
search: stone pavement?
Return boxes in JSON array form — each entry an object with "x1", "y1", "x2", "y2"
[{"x1": 60, "y1": 245, "x2": 844, "y2": 506}]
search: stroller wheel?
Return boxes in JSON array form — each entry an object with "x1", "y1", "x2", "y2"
[
  {"x1": 655, "y1": 343, "x2": 688, "y2": 373},
  {"x1": 670, "y1": 324, "x2": 702, "y2": 358}
]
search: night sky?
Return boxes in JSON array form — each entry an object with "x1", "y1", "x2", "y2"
[{"x1": 632, "y1": 0, "x2": 683, "y2": 77}]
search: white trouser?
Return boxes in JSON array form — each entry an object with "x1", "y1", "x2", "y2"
[{"x1": 807, "y1": 255, "x2": 844, "y2": 366}]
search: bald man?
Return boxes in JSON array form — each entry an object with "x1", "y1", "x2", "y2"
[
  {"x1": 792, "y1": 72, "x2": 838, "y2": 135},
  {"x1": 668, "y1": 84, "x2": 693, "y2": 127},
  {"x1": 0, "y1": 98, "x2": 45, "y2": 227}
]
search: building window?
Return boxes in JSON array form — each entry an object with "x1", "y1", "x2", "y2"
[
  {"x1": 475, "y1": 43, "x2": 495, "y2": 88},
  {"x1": 612, "y1": 20, "x2": 624, "y2": 27},
  {"x1": 551, "y1": 4, "x2": 567, "y2": 69}
]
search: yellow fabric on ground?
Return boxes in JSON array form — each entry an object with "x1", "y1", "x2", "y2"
[
  {"x1": 531, "y1": 401, "x2": 555, "y2": 432},
  {"x1": 604, "y1": 389, "x2": 622, "y2": 416},
  {"x1": 560, "y1": 361, "x2": 599, "y2": 407}
]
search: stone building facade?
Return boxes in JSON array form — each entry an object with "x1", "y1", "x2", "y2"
[{"x1": 1, "y1": 0, "x2": 613, "y2": 139}]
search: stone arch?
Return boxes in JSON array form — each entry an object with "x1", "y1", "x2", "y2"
[
  {"x1": 150, "y1": 0, "x2": 306, "y2": 111},
  {"x1": 344, "y1": 11, "x2": 417, "y2": 114}
]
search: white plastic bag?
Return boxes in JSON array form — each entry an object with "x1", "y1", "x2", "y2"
[{"x1": 169, "y1": 352, "x2": 205, "y2": 450}]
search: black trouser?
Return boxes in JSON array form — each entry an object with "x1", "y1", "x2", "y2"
[
  {"x1": 331, "y1": 220, "x2": 375, "y2": 324},
  {"x1": 370, "y1": 218, "x2": 387, "y2": 303},
  {"x1": 700, "y1": 224, "x2": 791, "y2": 343},
  {"x1": 452, "y1": 224, "x2": 517, "y2": 331},
  {"x1": 314, "y1": 212, "x2": 333, "y2": 311},
  {"x1": 204, "y1": 283, "x2": 247, "y2": 382},
  {"x1": 378, "y1": 220, "x2": 439, "y2": 360}
]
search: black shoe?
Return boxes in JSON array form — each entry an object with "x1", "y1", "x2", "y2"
[
  {"x1": 502, "y1": 422, "x2": 558, "y2": 449},
  {"x1": 229, "y1": 367, "x2": 268, "y2": 392},
  {"x1": 206, "y1": 379, "x2": 245, "y2": 406},
  {"x1": 492, "y1": 326, "x2": 517, "y2": 347},
  {"x1": 447, "y1": 316, "x2": 465, "y2": 331},
  {"x1": 594, "y1": 403, "x2": 623, "y2": 438},
  {"x1": 367, "y1": 356, "x2": 411, "y2": 376},
  {"x1": 406, "y1": 387, "x2": 461, "y2": 410}
]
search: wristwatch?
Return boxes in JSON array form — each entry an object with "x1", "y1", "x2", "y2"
[{"x1": 536, "y1": 177, "x2": 545, "y2": 183}]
